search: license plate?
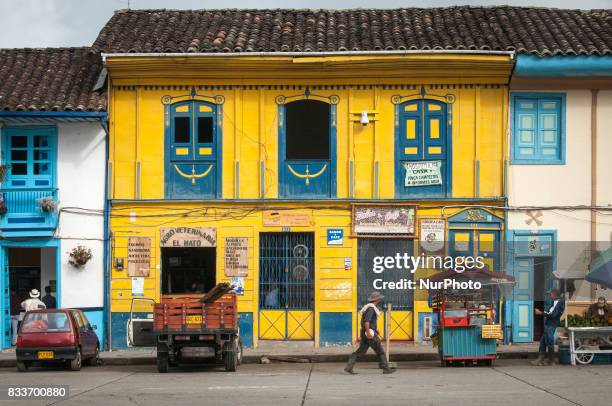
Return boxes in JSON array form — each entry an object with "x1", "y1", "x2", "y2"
[
  {"x1": 37, "y1": 351, "x2": 54, "y2": 360},
  {"x1": 186, "y1": 315, "x2": 202, "y2": 324}
]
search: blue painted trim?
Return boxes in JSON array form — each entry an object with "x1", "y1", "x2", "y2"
[
  {"x1": 0, "y1": 111, "x2": 107, "y2": 118},
  {"x1": 101, "y1": 117, "x2": 110, "y2": 351},
  {"x1": 515, "y1": 55, "x2": 612, "y2": 77},
  {"x1": 510, "y1": 92, "x2": 566, "y2": 165},
  {"x1": 110, "y1": 197, "x2": 506, "y2": 203}
]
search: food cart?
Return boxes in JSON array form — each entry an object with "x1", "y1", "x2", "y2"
[{"x1": 429, "y1": 269, "x2": 514, "y2": 367}]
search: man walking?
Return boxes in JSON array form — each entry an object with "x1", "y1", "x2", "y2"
[
  {"x1": 344, "y1": 291, "x2": 395, "y2": 374},
  {"x1": 532, "y1": 288, "x2": 564, "y2": 366}
]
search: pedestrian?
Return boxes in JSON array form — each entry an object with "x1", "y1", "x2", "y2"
[
  {"x1": 10, "y1": 288, "x2": 20, "y2": 345},
  {"x1": 21, "y1": 289, "x2": 46, "y2": 315},
  {"x1": 41, "y1": 286, "x2": 56, "y2": 309},
  {"x1": 344, "y1": 291, "x2": 395, "y2": 374},
  {"x1": 532, "y1": 288, "x2": 564, "y2": 366}
]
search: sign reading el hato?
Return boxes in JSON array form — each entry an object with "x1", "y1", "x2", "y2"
[
  {"x1": 353, "y1": 205, "x2": 415, "y2": 235},
  {"x1": 160, "y1": 227, "x2": 216, "y2": 247}
]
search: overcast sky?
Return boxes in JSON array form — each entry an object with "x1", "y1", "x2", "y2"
[{"x1": 1, "y1": 0, "x2": 611, "y2": 48}]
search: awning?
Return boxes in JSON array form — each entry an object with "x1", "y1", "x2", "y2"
[{"x1": 586, "y1": 247, "x2": 612, "y2": 289}]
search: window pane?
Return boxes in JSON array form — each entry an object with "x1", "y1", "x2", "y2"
[
  {"x1": 520, "y1": 114, "x2": 534, "y2": 129},
  {"x1": 34, "y1": 163, "x2": 49, "y2": 175},
  {"x1": 197, "y1": 116, "x2": 214, "y2": 144},
  {"x1": 174, "y1": 117, "x2": 190, "y2": 143},
  {"x1": 542, "y1": 101, "x2": 558, "y2": 110},
  {"x1": 10, "y1": 136, "x2": 27, "y2": 148},
  {"x1": 11, "y1": 150, "x2": 27, "y2": 161},
  {"x1": 11, "y1": 163, "x2": 27, "y2": 175},
  {"x1": 541, "y1": 114, "x2": 557, "y2": 130},
  {"x1": 541, "y1": 131, "x2": 558, "y2": 144},
  {"x1": 33, "y1": 150, "x2": 49, "y2": 161},
  {"x1": 34, "y1": 136, "x2": 49, "y2": 147},
  {"x1": 285, "y1": 100, "x2": 330, "y2": 160},
  {"x1": 519, "y1": 131, "x2": 533, "y2": 143},
  {"x1": 519, "y1": 147, "x2": 534, "y2": 156}
]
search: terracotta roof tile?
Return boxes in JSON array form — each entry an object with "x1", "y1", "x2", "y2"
[
  {"x1": 92, "y1": 7, "x2": 612, "y2": 56},
  {"x1": 0, "y1": 47, "x2": 106, "y2": 112}
]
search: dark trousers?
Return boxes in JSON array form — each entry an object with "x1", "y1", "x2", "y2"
[
  {"x1": 539, "y1": 325, "x2": 556, "y2": 354},
  {"x1": 346, "y1": 333, "x2": 388, "y2": 369}
]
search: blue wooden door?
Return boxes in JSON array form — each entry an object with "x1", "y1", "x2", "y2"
[
  {"x1": 396, "y1": 100, "x2": 450, "y2": 198},
  {"x1": 512, "y1": 258, "x2": 534, "y2": 343},
  {"x1": 1, "y1": 248, "x2": 9, "y2": 349},
  {"x1": 448, "y1": 229, "x2": 474, "y2": 260},
  {"x1": 166, "y1": 101, "x2": 220, "y2": 199}
]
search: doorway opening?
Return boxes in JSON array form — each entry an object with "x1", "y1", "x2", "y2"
[{"x1": 161, "y1": 247, "x2": 216, "y2": 294}]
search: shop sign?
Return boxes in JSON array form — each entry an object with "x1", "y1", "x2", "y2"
[
  {"x1": 420, "y1": 219, "x2": 446, "y2": 257},
  {"x1": 225, "y1": 237, "x2": 249, "y2": 277},
  {"x1": 263, "y1": 211, "x2": 312, "y2": 227},
  {"x1": 327, "y1": 229, "x2": 344, "y2": 245},
  {"x1": 160, "y1": 227, "x2": 216, "y2": 247},
  {"x1": 131, "y1": 277, "x2": 144, "y2": 297},
  {"x1": 404, "y1": 160, "x2": 442, "y2": 187},
  {"x1": 353, "y1": 205, "x2": 415, "y2": 235},
  {"x1": 127, "y1": 237, "x2": 151, "y2": 277},
  {"x1": 231, "y1": 277, "x2": 245, "y2": 296}
]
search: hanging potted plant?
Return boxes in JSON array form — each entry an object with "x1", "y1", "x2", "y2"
[
  {"x1": 37, "y1": 196, "x2": 58, "y2": 213},
  {"x1": 0, "y1": 164, "x2": 10, "y2": 183},
  {"x1": 68, "y1": 245, "x2": 93, "y2": 268}
]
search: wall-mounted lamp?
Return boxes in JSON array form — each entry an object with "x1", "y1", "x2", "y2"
[
  {"x1": 360, "y1": 111, "x2": 370, "y2": 126},
  {"x1": 115, "y1": 257, "x2": 124, "y2": 271}
]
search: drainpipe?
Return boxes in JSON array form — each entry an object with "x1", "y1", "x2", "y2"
[
  {"x1": 590, "y1": 89, "x2": 598, "y2": 301},
  {"x1": 99, "y1": 114, "x2": 111, "y2": 351}
]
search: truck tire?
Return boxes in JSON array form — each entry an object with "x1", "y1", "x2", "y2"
[
  {"x1": 237, "y1": 337, "x2": 243, "y2": 366},
  {"x1": 70, "y1": 349, "x2": 82, "y2": 371},
  {"x1": 224, "y1": 341, "x2": 238, "y2": 372},
  {"x1": 157, "y1": 352, "x2": 169, "y2": 373}
]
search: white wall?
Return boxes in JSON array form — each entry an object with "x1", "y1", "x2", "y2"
[
  {"x1": 508, "y1": 89, "x2": 612, "y2": 301},
  {"x1": 56, "y1": 123, "x2": 106, "y2": 308}
]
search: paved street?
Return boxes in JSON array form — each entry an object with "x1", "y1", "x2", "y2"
[{"x1": 0, "y1": 360, "x2": 611, "y2": 406}]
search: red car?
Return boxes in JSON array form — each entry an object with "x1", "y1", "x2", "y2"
[{"x1": 16, "y1": 309, "x2": 100, "y2": 372}]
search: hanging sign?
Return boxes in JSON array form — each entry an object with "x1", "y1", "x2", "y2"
[
  {"x1": 327, "y1": 229, "x2": 344, "y2": 245},
  {"x1": 131, "y1": 277, "x2": 145, "y2": 297},
  {"x1": 404, "y1": 160, "x2": 442, "y2": 187},
  {"x1": 420, "y1": 219, "x2": 446, "y2": 256},
  {"x1": 160, "y1": 227, "x2": 216, "y2": 247},
  {"x1": 225, "y1": 237, "x2": 249, "y2": 277},
  {"x1": 263, "y1": 211, "x2": 312, "y2": 227},
  {"x1": 127, "y1": 237, "x2": 151, "y2": 277},
  {"x1": 353, "y1": 205, "x2": 415, "y2": 235}
]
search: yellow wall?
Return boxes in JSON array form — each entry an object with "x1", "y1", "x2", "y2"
[{"x1": 107, "y1": 54, "x2": 512, "y2": 347}]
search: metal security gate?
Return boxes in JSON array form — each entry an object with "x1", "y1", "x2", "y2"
[
  {"x1": 357, "y1": 238, "x2": 414, "y2": 340},
  {"x1": 259, "y1": 233, "x2": 314, "y2": 340}
]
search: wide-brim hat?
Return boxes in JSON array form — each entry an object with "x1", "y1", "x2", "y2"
[
  {"x1": 29, "y1": 289, "x2": 40, "y2": 298},
  {"x1": 368, "y1": 291, "x2": 384, "y2": 302}
]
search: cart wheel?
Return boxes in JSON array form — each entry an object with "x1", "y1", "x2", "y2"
[
  {"x1": 157, "y1": 352, "x2": 169, "y2": 373},
  {"x1": 224, "y1": 341, "x2": 238, "y2": 372},
  {"x1": 236, "y1": 337, "x2": 243, "y2": 366},
  {"x1": 575, "y1": 346, "x2": 594, "y2": 365}
]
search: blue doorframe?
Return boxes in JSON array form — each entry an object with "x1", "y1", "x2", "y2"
[
  {"x1": 506, "y1": 230, "x2": 557, "y2": 343},
  {"x1": 0, "y1": 238, "x2": 60, "y2": 349}
]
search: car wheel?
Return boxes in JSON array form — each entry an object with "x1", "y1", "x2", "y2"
[
  {"x1": 70, "y1": 348, "x2": 82, "y2": 371},
  {"x1": 87, "y1": 346, "x2": 100, "y2": 366},
  {"x1": 157, "y1": 352, "x2": 169, "y2": 373},
  {"x1": 16, "y1": 361, "x2": 29, "y2": 373},
  {"x1": 223, "y1": 340, "x2": 238, "y2": 372}
]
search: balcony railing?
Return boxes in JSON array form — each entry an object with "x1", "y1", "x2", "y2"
[{"x1": 0, "y1": 188, "x2": 58, "y2": 235}]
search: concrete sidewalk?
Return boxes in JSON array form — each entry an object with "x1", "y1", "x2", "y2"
[{"x1": 0, "y1": 341, "x2": 539, "y2": 368}]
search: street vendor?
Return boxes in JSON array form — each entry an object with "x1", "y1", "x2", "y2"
[
  {"x1": 585, "y1": 296, "x2": 610, "y2": 322},
  {"x1": 344, "y1": 291, "x2": 395, "y2": 374},
  {"x1": 532, "y1": 288, "x2": 565, "y2": 366}
]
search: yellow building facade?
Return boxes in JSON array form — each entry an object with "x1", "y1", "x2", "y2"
[{"x1": 106, "y1": 54, "x2": 512, "y2": 348}]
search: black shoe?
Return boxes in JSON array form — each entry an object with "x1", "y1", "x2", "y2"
[
  {"x1": 383, "y1": 368, "x2": 396, "y2": 374},
  {"x1": 344, "y1": 366, "x2": 357, "y2": 374}
]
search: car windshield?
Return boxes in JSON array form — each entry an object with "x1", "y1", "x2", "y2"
[{"x1": 21, "y1": 312, "x2": 71, "y2": 333}]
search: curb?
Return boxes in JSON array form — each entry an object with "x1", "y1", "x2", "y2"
[{"x1": 0, "y1": 351, "x2": 537, "y2": 368}]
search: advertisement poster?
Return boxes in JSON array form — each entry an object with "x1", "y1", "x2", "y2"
[
  {"x1": 327, "y1": 229, "x2": 344, "y2": 245},
  {"x1": 353, "y1": 205, "x2": 415, "y2": 235},
  {"x1": 127, "y1": 237, "x2": 151, "y2": 277},
  {"x1": 404, "y1": 160, "x2": 442, "y2": 187},
  {"x1": 131, "y1": 277, "x2": 144, "y2": 297},
  {"x1": 231, "y1": 277, "x2": 245, "y2": 295},
  {"x1": 420, "y1": 219, "x2": 446, "y2": 256},
  {"x1": 225, "y1": 237, "x2": 249, "y2": 277}
]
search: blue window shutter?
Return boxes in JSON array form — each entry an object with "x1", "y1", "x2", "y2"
[{"x1": 511, "y1": 93, "x2": 565, "y2": 164}]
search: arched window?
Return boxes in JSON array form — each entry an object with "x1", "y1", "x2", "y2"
[
  {"x1": 165, "y1": 100, "x2": 221, "y2": 199},
  {"x1": 279, "y1": 99, "x2": 336, "y2": 198}
]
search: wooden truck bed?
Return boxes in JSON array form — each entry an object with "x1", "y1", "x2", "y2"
[{"x1": 153, "y1": 293, "x2": 238, "y2": 333}]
